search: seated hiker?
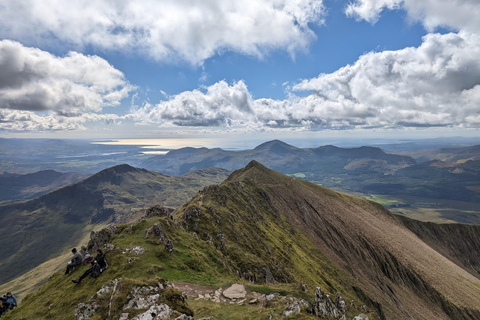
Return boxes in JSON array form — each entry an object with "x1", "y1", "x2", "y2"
[
  {"x1": 1, "y1": 292, "x2": 17, "y2": 311},
  {"x1": 65, "y1": 248, "x2": 83, "y2": 275},
  {"x1": 72, "y1": 249, "x2": 106, "y2": 284}
]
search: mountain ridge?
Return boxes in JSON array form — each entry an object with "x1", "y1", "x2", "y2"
[{"x1": 0, "y1": 165, "x2": 230, "y2": 285}]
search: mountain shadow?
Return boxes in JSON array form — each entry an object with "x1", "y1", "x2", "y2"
[{"x1": 0, "y1": 165, "x2": 230, "y2": 284}]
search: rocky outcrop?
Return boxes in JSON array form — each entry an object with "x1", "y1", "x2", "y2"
[
  {"x1": 75, "y1": 279, "x2": 192, "y2": 320},
  {"x1": 146, "y1": 205, "x2": 174, "y2": 219},
  {"x1": 282, "y1": 299, "x2": 310, "y2": 317},
  {"x1": 146, "y1": 223, "x2": 175, "y2": 253},
  {"x1": 312, "y1": 287, "x2": 347, "y2": 320},
  {"x1": 86, "y1": 226, "x2": 117, "y2": 254}
]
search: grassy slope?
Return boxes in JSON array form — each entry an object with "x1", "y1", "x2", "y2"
[
  {"x1": 0, "y1": 165, "x2": 229, "y2": 286},
  {"x1": 4, "y1": 215, "x2": 373, "y2": 320}
]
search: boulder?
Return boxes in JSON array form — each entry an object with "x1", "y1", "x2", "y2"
[
  {"x1": 312, "y1": 287, "x2": 347, "y2": 320},
  {"x1": 222, "y1": 284, "x2": 247, "y2": 299}
]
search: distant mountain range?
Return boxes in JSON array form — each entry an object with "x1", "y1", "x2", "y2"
[
  {"x1": 139, "y1": 140, "x2": 480, "y2": 206},
  {"x1": 0, "y1": 170, "x2": 87, "y2": 203},
  {"x1": 8, "y1": 161, "x2": 480, "y2": 320},
  {"x1": 0, "y1": 165, "x2": 230, "y2": 284}
]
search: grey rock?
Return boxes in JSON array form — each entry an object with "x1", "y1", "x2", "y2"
[
  {"x1": 131, "y1": 304, "x2": 172, "y2": 320},
  {"x1": 87, "y1": 228, "x2": 114, "y2": 254},
  {"x1": 175, "y1": 315, "x2": 193, "y2": 320},
  {"x1": 281, "y1": 299, "x2": 310, "y2": 317},
  {"x1": 264, "y1": 266, "x2": 275, "y2": 283},
  {"x1": 300, "y1": 283, "x2": 309, "y2": 293},
  {"x1": 263, "y1": 293, "x2": 280, "y2": 307},
  {"x1": 222, "y1": 284, "x2": 247, "y2": 299},
  {"x1": 353, "y1": 314, "x2": 369, "y2": 320},
  {"x1": 123, "y1": 286, "x2": 161, "y2": 310},
  {"x1": 313, "y1": 287, "x2": 347, "y2": 320},
  {"x1": 74, "y1": 302, "x2": 98, "y2": 320},
  {"x1": 146, "y1": 205, "x2": 173, "y2": 218},
  {"x1": 119, "y1": 313, "x2": 129, "y2": 320},
  {"x1": 131, "y1": 246, "x2": 145, "y2": 255}
]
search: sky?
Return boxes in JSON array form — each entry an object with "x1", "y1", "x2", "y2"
[{"x1": 0, "y1": 0, "x2": 479, "y2": 140}]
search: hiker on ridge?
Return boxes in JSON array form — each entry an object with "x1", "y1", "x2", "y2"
[
  {"x1": 72, "y1": 249, "x2": 106, "y2": 284},
  {"x1": 65, "y1": 248, "x2": 83, "y2": 275},
  {"x1": 1, "y1": 292, "x2": 17, "y2": 311}
]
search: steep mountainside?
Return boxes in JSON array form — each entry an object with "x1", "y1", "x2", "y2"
[
  {"x1": 174, "y1": 161, "x2": 480, "y2": 319},
  {"x1": 0, "y1": 170, "x2": 87, "y2": 202},
  {"x1": 5, "y1": 161, "x2": 480, "y2": 320},
  {"x1": 0, "y1": 165, "x2": 229, "y2": 284}
]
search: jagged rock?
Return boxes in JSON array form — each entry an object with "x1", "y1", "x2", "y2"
[
  {"x1": 175, "y1": 315, "x2": 193, "y2": 320},
  {"x1": 281, "y1": 299, "x2": 310, "y2": 317},
  {"x1": 123, "y1": 285, "x2": 161, "y2": 310},
  {"x1": 313, "y1": 287, "x2": 347, "y2": 319},
  {"x1": 74, "y1": 302, "x2": 98, "y2": 320},
  {"x1": 353, "y1": 314, "x2": 369, "y2": 320},
  {"x1": 264, "y1": 266, "x2": 275, "y2": 283},
  {"x1": 146, "y1": 204, "x2": 173, "y2": 218},
  {"x1": 130, "y1": 304, "x2": 172, "y2": 320},
  {"x1": 301, "y1": 283, "x2": 309, "y2": 293},
  {"x1": 335, "y1": 292, "x2": 347, "y2": 315},
  {"x1": 216, "y1": 231, "x2": 226, "y2": 252},
  {"x1": 146, "y1": 223, "x2": 175, "y2": 254},
  {"x1": 119, "y1": 313, "x2": 129, "y2": 320},
  {"x1": 87, "y1": 228, "x2": 115, "y2": 254},
  {"x1": 222, "y1": 284, "x2": 246, "y2": 299}
]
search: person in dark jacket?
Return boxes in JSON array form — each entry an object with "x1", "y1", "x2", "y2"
[
  {"x1": 72, "y1": 249, "x2": 106, "y2": 284},
  {"x1": 2, "y1": 292, "x2": 17, "y2": 310},
  {"x1": 65, "y1": 248, "x2": 83, "y2": 275}
]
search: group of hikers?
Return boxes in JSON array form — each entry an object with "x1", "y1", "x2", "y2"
[
  {"x1": 0, "y1": 247, "x2": 106, "y2": 316},
  {"x1": 65, "y1": 247, "x2": 107, "y2": 284},
  {"x1": 0, "y1": 292, "x2": 17, "y2": 316}
]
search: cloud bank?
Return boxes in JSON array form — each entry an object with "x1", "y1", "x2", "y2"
[
  {"x1": 0, "y1": 40, "x2": 132, "y2": 131},
  {"x1": 0, "y1": 0, "x2": 325, "y2": 65},
  {"x1": 129, "y1": 31, "x2": 480, "y2": 130},
  {"x1": 345, "y1": 0, "x2": 480, "y2": 33}
]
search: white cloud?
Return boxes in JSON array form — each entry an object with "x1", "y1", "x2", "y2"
[
  {"x1": 0, "y1": 40, "x2": 133, "y2": 116},
  {"x1": 345, "y1": 0, "x2": 480, "y2": 33},
  {"x1": 130, "y1": 32, "x2": 480, "y2": 130},
  {"x1": 293, "y1": 32, "x2": 480, "y2": 128},
  {"x1": 0, "y1": 109, "x2": 123, "y2": 132},
  {"x1": 0, "y1": 40, "x2": 133, "y2": 131},
  {"x1": 0, "y1": 0, "x2": 325, "y2": 65}
]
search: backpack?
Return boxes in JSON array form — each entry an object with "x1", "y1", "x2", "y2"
[{"x1": 89, "y1": 263, "x2": 102, "y2": 278}]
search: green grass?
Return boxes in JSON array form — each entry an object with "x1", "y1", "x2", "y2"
[{"x1": 364, "y1": 195, "x2": 399, "y2": 206}]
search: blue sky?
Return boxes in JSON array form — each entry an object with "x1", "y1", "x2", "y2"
[{"x1": 0, "y1": 0, "x2": 479, "y2": 140}]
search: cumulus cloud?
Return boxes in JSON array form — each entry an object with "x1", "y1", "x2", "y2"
[
  {"x1": 0, "y1": 40, "x2": 133, "y2": 117},
  {"x1": 345, "y1": 0, "x2": 480, "y2": 33},
  {"x1": 129, "y1": 32, "x2": 480, "y2": 130},
  {"x1": 293, "y1": 32, "x2": 480, "y2": 128},
  {"x1": 0, "y1": 109, "x2": 123, "y2": 132},
  {"x1": 0, "y1": 0, "x2": 325, "y2": 65}
]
